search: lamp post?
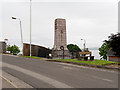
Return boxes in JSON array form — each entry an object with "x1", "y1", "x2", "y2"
[
  {"x1": 30, "y1": 0, "x2": 32, "y2": 56},
  {"x1": 12, "y1": 17, "x2": 23, "y2": 55},
  {"x1": 81, "y1": 39, "x2": 86, "y2": 52},
  {"x1": 60, "y1": 46, "x2": 64, "y2": 59}
]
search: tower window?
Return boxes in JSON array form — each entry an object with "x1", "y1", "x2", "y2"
[{"x1": 61, "y1": 30, "x2": 63, "y2": 42}]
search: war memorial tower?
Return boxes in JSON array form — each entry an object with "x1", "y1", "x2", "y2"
[{"x1": 52, "y1": 18, "x2": 71, "y2": 59}]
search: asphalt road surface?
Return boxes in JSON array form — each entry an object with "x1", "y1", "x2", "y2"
[{"x1": 2, "y1": 55, "x2": 119, "y2": 88}]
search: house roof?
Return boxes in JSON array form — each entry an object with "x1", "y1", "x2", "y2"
[
  {"x1": 23, "y1": 43, "x2": 51, "y2": 50},
  {"x1": 107, "y1": 49, "x2": 116, "y2": 56}
]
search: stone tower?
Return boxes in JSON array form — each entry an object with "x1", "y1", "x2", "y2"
[{"x1": 52, "y1": 18, "x2": 71, "y2": 59}]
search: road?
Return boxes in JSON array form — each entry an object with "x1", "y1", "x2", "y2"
[{"x1": 2, "y1": 54, "x2": 119, "y2": 88}]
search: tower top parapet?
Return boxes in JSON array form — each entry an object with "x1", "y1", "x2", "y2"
[{"x1": 55, "y1": 18, "x2": 66, "y2": 20}]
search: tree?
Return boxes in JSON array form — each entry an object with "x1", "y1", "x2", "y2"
[
  {"x1": 107, "y1": 33, "x2": 120, "y2": 57},
  {"x1": 7, "y1": 45, "x2": 12, "y2": 53},
  {"x1": 99, "y1": 42, "x2": 110, "y2": 60},
  {"x1": 67, "y1": 44, "x2": 81, "y2": 58},
  {"x1": 7, "y1": 45, "x2": 20, "y2": 55}
]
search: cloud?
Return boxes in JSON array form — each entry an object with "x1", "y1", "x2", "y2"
[{"x1": 1, "y1": 1, "x2": 118, "y2": 49}]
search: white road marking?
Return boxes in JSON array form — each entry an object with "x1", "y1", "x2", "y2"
[
  {"x1": 0, "y1": 74, "x2": 18, "y2": 88},
  {"x1": 63, "y1": 66, "x2": 73, "y2": 69},
  {"x1": 92, "y1": 76, "x2": 113, "y2": 83},
  {"x1": 53, "y1": 62, "x2": 118, "y2": 73},
  {"x1": 2, "y1": 62, "x2": 73, "y2": 88},
  {"x1": 102, "y1": 79, "x2": 113, "y2": 82},
  {"x1": 62, "y1": 66, "x2": 79, "y2": 70}
]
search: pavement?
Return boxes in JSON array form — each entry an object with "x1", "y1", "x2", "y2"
[
  {"x1": 1, "y1": 54, "x2": 119, "y2": 88},
  {"x1": 0, "y1": 70, "x2": 33, "y2": 88}
]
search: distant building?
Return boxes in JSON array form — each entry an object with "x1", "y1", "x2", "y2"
[
  {"x1": 23, "y1": 43, "x2": 51, "y2": 58},
  {"x1": 107, "y1": 49, "x2": 120, "y2": 62},
  {"x1": 0, "y1": 41, "x2": 6, "y2": 53}
]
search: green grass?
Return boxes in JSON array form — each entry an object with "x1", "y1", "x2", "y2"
[
  {"x1": 53, "y1": 59, "x2": 118, "y2": 65},
  {"x1": 23, "y1": 56, "x2": 118, "y2": 66},
  {"x1": 23, "y1": 56, "x2": 42, "y2": 59}
]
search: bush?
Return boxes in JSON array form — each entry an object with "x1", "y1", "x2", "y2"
[{"x1": 7, "y1": 45, "x2": 20, "y2": 55}]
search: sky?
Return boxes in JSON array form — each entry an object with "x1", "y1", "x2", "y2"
[{"x1": 0, "y1": 0, "x2": 119, "y2": 51}]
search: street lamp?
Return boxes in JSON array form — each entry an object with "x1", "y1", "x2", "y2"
[
  {"x1": 12, "y1": 17, "x2": 23, "y2": 55},
  {"x1": 81, "y1": 39, "x2": 86, "y2": 52},
  {"x1": 60, "y1": 46, "x2": 64, "y2": 59},
  {"x1": 30, "y1": 0, "x2": 32, "y2": 56}
]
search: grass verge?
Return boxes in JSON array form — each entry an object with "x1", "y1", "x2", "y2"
[
  {"x1": 23, "y1": 56, "x2": 41, "y2": 59},
  {"x1": 23, "y1": 56, "x2": 119, "y2": 66},
  {"x1": 23, "y1": 56, "x2": 43, "y2": 59},
  {"x1": 48, "y1": 59, "x2": 119, "y2": 66}
]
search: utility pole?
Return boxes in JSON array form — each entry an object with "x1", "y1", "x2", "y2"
[{"x1": 30, "y1": 0, "x2": 32, "y2": 56}]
